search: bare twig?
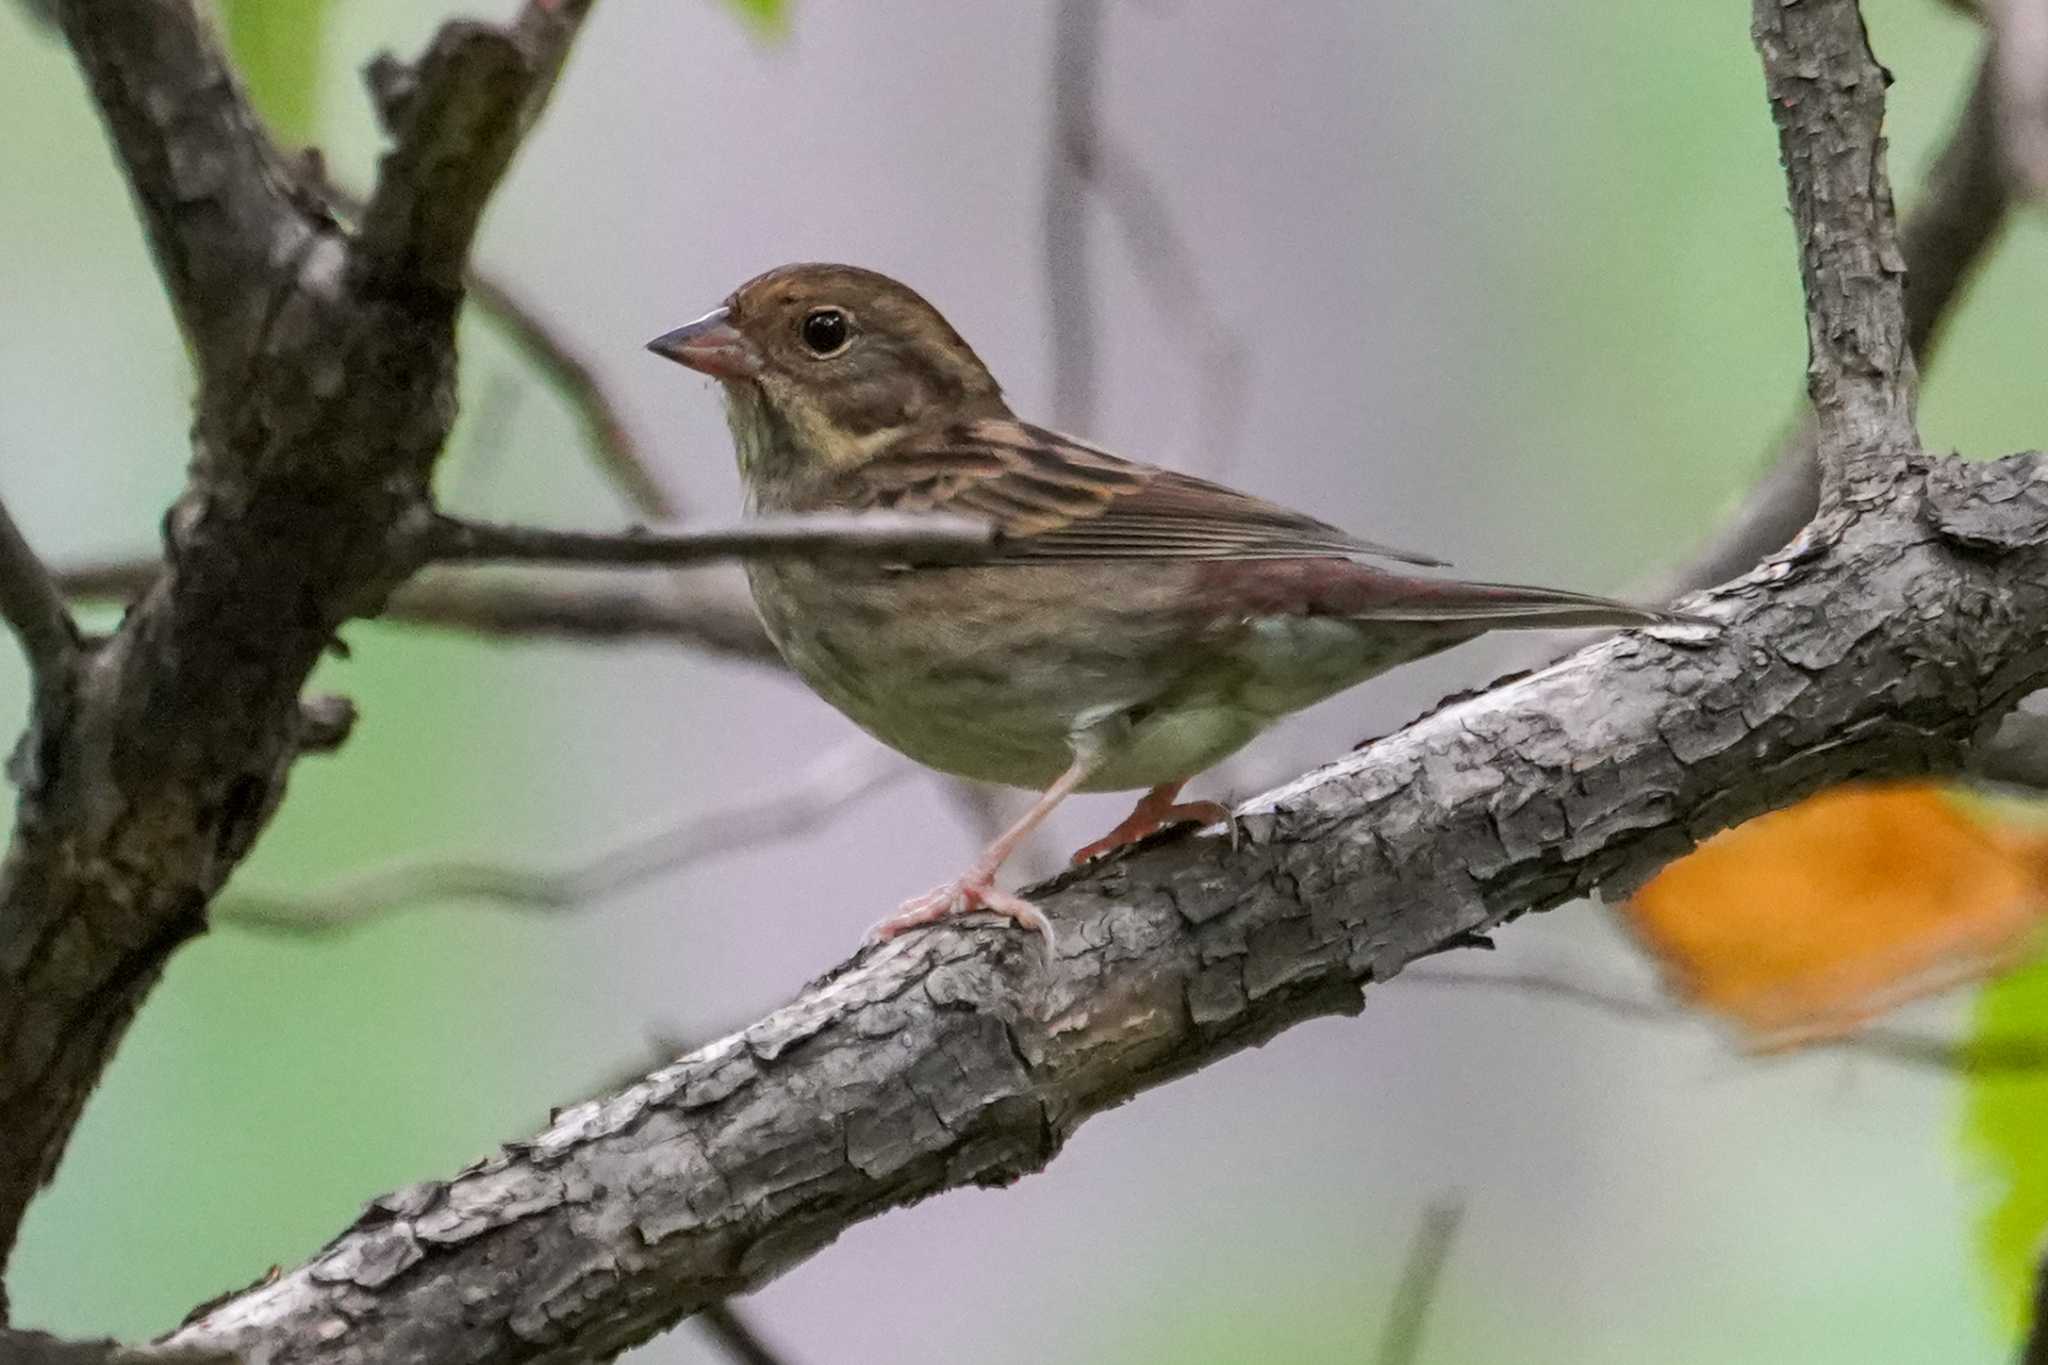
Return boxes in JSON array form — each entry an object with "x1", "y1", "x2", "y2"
[
  {"x1": 56, "y1": 557, "x2": 782, "y2": 665},
  {"x1": 420, "y1": 511, "x2": 996, "y2": 569},
  {"x1": 696, "y1": 1304, "x2": 796, "y2": 1365},
  {"x1": 0, "y1": 494, "x2": 81, "y2": 685},
  {"x1": 1041, "y1": 1, "x2": 1247, "y2": 469},
  {"x1": 1044, "y1": 0, "x2": 1103, "y2": 434},
  {"x1": 294, "y1": 694, "x2": 358, "y2": 755},
  {"x1": 220, "y1": 742, "x2": 907, "y2": 934},
  {"x1": 0, "y1": 1329, "x2": 225, "y2": 1365},
  {"x1": 318, "y1": 174, "x2": 684, "y2": 521},
  {"x1": 1979, "y1": 702, "x2": 2048, "y2": 789},
  {"x1": 1401, "y1": 966, "x2": 2048, "y2": 1074},
  {"x1": 466, "y1": 269, "x2": 683, "y2": 518},
  {"x1": 1375, "y1": 1196, "x2": 1465, "y2": 1365},
  {"x1": 1991, "y1": 0, "x2": 2048, "y2": 200},
  {"x1": 1090, "y1": 137, "x2": 1250, "y2": 473}
]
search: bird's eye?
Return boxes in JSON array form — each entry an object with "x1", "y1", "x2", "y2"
[{"x1": 799, "y1": 307, "x2": 851, "y2": 357}]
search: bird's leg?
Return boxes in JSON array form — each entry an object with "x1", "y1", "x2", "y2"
[
  {"x1": 869, "y1": 750, "x2": 1101, "y2": 948},
  {"x1": 1070, "y1": 781, "x2": 1231, "y2": 865}
]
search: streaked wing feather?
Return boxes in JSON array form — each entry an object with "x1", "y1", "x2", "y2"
[{"x1": 834, "y1": 419, "x2": 1448, "y2": 567}]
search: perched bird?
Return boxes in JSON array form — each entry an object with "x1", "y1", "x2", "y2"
[{"x1": 650, "y1": 264, "x2": 1681, "y2": 944}]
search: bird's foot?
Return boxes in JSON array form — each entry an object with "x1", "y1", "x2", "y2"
[
  {"x1": 867, "y1": 875, "x2": 1055, "y2": 949},
  {"x1": 1070, "y1": 790, "x2": 1232, "y2": 865}
]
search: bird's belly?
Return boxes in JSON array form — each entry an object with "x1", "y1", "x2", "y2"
[
  {"x1": 747, "y1": 562, "x2": 1189, "y2": 789},
  {"x1": 746, "y1": 563, "x2": 1468, "y2": 794}
]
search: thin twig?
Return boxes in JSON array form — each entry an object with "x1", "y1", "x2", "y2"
[
  {"x1": 0, "y1": 493, "x2": 81, "y2": 684},
  {"x1": 420, "y1": 511, "x2": 995, "y2": 569},
  {"x1": 1044, "y1": 0, "x2": 1103, "y2": 434},
  {"x1": 1041, "y1": 1, "x2": 1247, "y2": 470},
  {"x1": 220, "y1": 742, "x2": 907, "y2": 934},
  {"x1": 56, "y1": 558, "x2": 782, "y2": 665},
  {"x1": 318, "y1": 174, "x2": 683, "y2": 521},
  {"x1": 466, "y1": 269, "x2": 682, "y2": 518},
  {"x1": 1401, "y1": 966, "x2": 2048, "y2": 1074},
  {"x1": 1374, "y1": 1196, "x2": 1465, "y2": 1365},
  {"x1": 1090, "y1": 137, "x2": 1250, "y2": 473},
  {"x1": 696, "y1": 1304, "x2": 796, "y2": 1365}
]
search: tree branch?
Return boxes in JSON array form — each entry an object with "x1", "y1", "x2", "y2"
[
  {"x1": 1043, "y1": 0, "x2": 1103, "y2": 434},
  {"x1": 0, "y1": 495, "x2": 80, "y2": 688},
  {"x1": 154, "y1": 445, "x2": 2048, "y2": 1360},
  {"x1": 54, "y1": 0, "x2": 315, "y2": 370},
  {"x1": 218, "y1": 742, "x2": 907, "y2": 935},
  {"x1": 419, "y1": 512, "x2": 997, "y2": 570},
  {"x1": 1643, "y1": 41, "x2": 2009, "y2": 601},
  {"x1": 354, "y1": 0, "x2": 596, "y2": 295},
  {"x1": 464, "y1": 267, "x2": 684, "y2": 519},
  {"x1": 55, "y1": 558, "x2": 781, "y2": 666},
  {"x1": 1753, "y1": 0, "x2": 1920, "y2": 497},
  {"x1": 1375, "y1": 1197, "x2": 1464, "y2": 1365},
  {"x1": 1402, "y1": 966, "x2": 2048, "y2": 1074},
  {"x1": 1, "y1": 0, "x2": 606, "y2": 1296}
]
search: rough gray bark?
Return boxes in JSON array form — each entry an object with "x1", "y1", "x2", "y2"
[
  {"x1": 0, "y1": 0, "x2": 598, "y2": 1301},
  {"x1": 145, "y1": 448, "x2": 2048, "y2": 1364},
  {"x1": 5, "y1": 0, "x2": 2042, "y2": 1361}
]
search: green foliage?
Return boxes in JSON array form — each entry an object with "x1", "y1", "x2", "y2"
[
  {"x1": 1963, "y1": 957, "x2": 2048, "y2": 1333},
  {"x1": 219, "y1": 0, "x2": 331, "y2": 142},
  {"x1": 719, "y1": 0, "x2": 788, "y2": 41}
]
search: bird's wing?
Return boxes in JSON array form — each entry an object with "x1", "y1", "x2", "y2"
[{"x1": 829, "y1": 418, "x2": 1448, "y2": 567}]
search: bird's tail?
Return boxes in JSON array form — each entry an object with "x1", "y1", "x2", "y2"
[{"x1": 1348, "y1": 575, "x2": 1696, "y2": 631}]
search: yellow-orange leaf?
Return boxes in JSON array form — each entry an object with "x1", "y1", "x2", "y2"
[{"x1": 1624, "y1": 783, "x2": 2048, "y2": 1049}]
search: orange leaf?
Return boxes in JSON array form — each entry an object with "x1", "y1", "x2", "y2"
[{"x1": 1623, "y1": 782, "x2": 2048, "y2": 1049}]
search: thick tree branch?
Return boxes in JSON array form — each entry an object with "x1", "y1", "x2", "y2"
[
  {"x1": 1, "y1": 0, "x2": 604, "y2": 1298},
  {"x1": 419, "y1": 512, "x2": 996, "y2": 570},
  {"x1": 354, "y1": 0, "x2": 595, "y2": 294},
  {"x1": 1753, "y1": 0, "x2": 1920, "y2": 497},
  {"x1": 152, "y1": 455, "x2": 2048, "y2": 1362},
  {"x1": 54, "y1": 0, "x2": 315, "y2": 370}
]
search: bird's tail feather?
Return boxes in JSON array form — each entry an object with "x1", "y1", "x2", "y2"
[{"x1": 1346, "y1": 577, "x2": 1691, "y2": 631}]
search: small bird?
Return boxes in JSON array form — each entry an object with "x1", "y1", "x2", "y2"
[{"x1": 650, "y1": 264, "x2": 1682, "y2": 944}]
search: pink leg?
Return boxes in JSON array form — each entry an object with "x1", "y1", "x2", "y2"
[
  {"x1": 1069, "y1": 781, "x2": 1230, "y2": 865},
  {"x1": 869, "y1": 752, "x2": 1100, "y2": 948}
]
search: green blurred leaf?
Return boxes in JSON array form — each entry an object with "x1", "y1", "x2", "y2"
[
  {"x1": 1963, "y1": 956, "x2": 2048, "y2": 1334},
  {"x1": 218, "y1": 0, "x2": 331, "y2": 143},
  {"x1": 719, "y1": 0, "x2": 789, "y2": 41}
]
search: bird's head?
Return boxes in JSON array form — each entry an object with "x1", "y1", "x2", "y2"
[{"x1": 649, "y1": 264, "x2": 1007, "y2": 483}]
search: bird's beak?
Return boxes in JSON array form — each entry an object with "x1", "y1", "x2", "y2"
[{"x1": 646, "y1": 307, "x2": 763, "y2": 381}]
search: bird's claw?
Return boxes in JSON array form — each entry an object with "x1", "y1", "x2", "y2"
[
  {"x1": 866, "y1": 876, "x2": 1056, "y2": 951},
  {"x1": 1070, "y1": 798, "x2": 1233, "y2": 865}
]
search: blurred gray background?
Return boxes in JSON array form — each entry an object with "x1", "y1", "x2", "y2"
[{"x1": 4, "y1": 0, "x2": 2046, "y2": 1360}]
